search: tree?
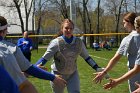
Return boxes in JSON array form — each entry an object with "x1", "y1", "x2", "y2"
[
  {"x1": 12, "y1": 0, "x2": 34, "y2": 33},
  {"x1": 0, "y1": 0, "x2": 35, "y2": 33},
  {"x1": 50, "y1": 0, "x2": 69, "y2": 19},
  {"x1": 96, "y1": 0, "x2": 101, "y2": 44},
  {"x1": 23, "y1": 0, "x2": 34, "y2": 31},
  {"x1": 77, "y1": 0, "x2": 91, "y2": 47},
  {"x1": 104, "y1": 0, "x2": 124, "y2": 46},
  {"x1": 13, "y1": 0, "x2": 25, "y2": 33},
  {"x1": 114, "y1": 0, "x2": 124, "y2": 46}
]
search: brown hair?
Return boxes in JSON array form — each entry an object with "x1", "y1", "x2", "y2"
[
  {"x1": 123, "y1": 12, "x2": 137, "y2": 26},
  {"x1": 0, "y1": 16, "x2": 8, "y2": 32},
  {"x1": 55, "y1": 19, "x2": 74, "y2": 38},
  {"x1": 134, "y1": 16, "x2": 140, "y2": 28}
]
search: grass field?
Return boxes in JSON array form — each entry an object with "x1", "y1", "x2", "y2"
[{"x1": 29, "y1": 48, "x2": 129, "y2": 93}]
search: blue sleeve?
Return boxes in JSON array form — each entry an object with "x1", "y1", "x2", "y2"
[
  {"x1": 25, "y1": 65, "x2": 55, "y2": 81},
  {"x1": 35, "y1": 57, "x2": 47, "y2": 66},
  {"x1": 85, "y1": 56, "x2": 100, "y2": 71},
  {"x1": 17, "y1": 39, "x2": 23, "y2": 47}
]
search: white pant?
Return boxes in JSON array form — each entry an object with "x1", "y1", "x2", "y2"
[{"x1": 50, "y1": 70, "x2": 80, "y2": 93}]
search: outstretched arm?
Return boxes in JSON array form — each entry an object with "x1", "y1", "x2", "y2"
[
  {"x1": 97, "y1": 35, "x2": 131, "y2": 83},
  {"x1": 85, "y1": 56, "x2": 100, "y2": 71},
  {"x1": 35, "y1": 57, "x2": 47, "y2": 66},
  {"x1": 93, "y1": 52, "x2": 121, "y2": 84},
  {"x1": 104, "y1": 65, "x2": 140, "y2": 90},
  {"x1": 35, "y1": 39, "x2": 58, "y2": 66},
  {"x1": 24, "y1": 65, "x2": 67, "y2": 87},
  {"x1": 35, "y1": 58, "x2": 48, "y2": 70},
  {"x1": 80, "y1": 41, "x2": 101, "y2": 70},
  {"x1": 25, "y1": 65, "x2": 55, "y2": 81}
]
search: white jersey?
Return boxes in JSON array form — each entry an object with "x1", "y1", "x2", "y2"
[
  {"x1": 117, "y1": 30, "x2": 140, "y2": 68},
  {"x1": 43, "y1": 36, "x2": 90, "y2": 74},
  {"x1": 0, "y1": 40, "x2": 32, "y2": 86}
]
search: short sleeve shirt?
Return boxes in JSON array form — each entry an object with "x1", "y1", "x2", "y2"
[
  {"x1": 117, "y1": 30, "x2": 140, "y2": 67},
  {"x1": 0, "y1": 40, "x2": 31, "y2": 86},
  {"x1": 117, "y1": 31, "x2": 139, "y2": 67}
]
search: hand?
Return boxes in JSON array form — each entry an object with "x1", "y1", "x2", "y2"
[
  {"x1": 93, "y1": 68, "x2": 110, "y2": 84},
  {"x1": 52, "y1": 75, "x2": 67, "y2": 88},
  {"x1": 38, "y1": 66, "x2": 48, "y2": 71},
  {"x1": 103, "y1": 78, "x2": 119, "y2": 90},
  {"x1": 132, "y1": 82, "x2": 140, "y2": 93},
  {"x1": 36, "y1": 64, "x2": 48, "y2": 71},
  {"x1": 93, "y1": 71, "x2": 106, "y2": 84}
]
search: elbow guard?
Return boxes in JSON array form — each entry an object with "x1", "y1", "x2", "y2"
[{"x1": 85, "y1": 56, "x2": 100, "y2": 70}]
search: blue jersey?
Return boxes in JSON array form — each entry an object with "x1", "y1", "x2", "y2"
[
  {"x1": 17, "y1": 38, "x2": 33, "y2": 53},
  {"x1": 0, "y1": 65, "x2": 20, "y2": 93}
]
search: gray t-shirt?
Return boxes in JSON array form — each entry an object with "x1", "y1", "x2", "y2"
[
  {"x1": 117, "y1": 30, "x2": 140, "y2": 68},
  {"x1": 0, "y1": 40, "x2": 32, "y2": 86}
]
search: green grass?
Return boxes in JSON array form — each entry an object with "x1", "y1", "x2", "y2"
[{"x1": 29, "y1": 48, "x2": 129, "y2": 93}]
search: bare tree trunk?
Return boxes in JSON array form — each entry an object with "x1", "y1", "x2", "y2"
[
  {"x1": 61, "y1": 0, "x2": 68, "y2": 18},
  {"x1": 13, "y1": 0, "x2": 33, "y2": 33},
  {"x1": 32, "y1": 0, "x2": 35, "y2": 33},
  {"x1": 96, "y1": 0, "x2": 100, "y2": 43},
  {"x1": 115, "y1": 0, "x2": 124, "y2": 46},
  {"x1": 13, "y1": 0, "x2": 24, "y2": 33},
  {"x1": 82, "y1": 0, "x2": 87, "y2": 47},
  {"x1": 24, "y1": 0, "x2": 33, "y2": 31},
  {"x1": 85, "y1": 5, "x2": 92, "y2": 47}
]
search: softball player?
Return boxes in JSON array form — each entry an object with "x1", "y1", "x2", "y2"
[
  {"x1": 103, "y1": 16, "x2": 140, "y2": 92},
  {"x1": 36, "y1": 19, "x2": 106, "y2": 93},
  {"x1": 94, "y1": 12, "x2": 140, "y2": 93},
  {"x1": 0, "y1": 16, "x2": 66, "y2": 93}
]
